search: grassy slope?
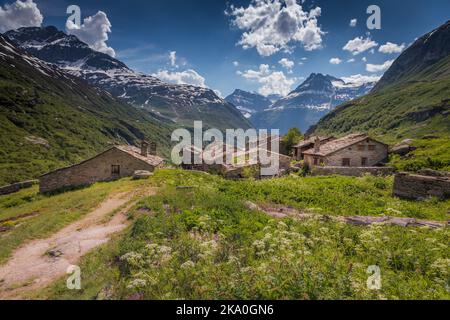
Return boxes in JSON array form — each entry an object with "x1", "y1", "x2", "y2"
[
  {"x1": 25, "y1": 170, "x2": 449, "y2": 300},
  {"x1": 0, "y1": 43, "x2": 174, "y2": 186}
]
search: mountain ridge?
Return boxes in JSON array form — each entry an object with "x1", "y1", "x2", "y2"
[{"x1": 5, "y1": 26, "x2": 251, "y2": 130}]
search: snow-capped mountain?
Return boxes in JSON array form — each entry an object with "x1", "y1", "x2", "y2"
[
  {"x1": 5, "y1": 26, "x2": 250, "y2": 130},
  {"x1": 250, "y1": 73, "x2": 376, "y2": 134},
  {"x1": 225, "y1": 89, "x2": 273, "y2": 118}
]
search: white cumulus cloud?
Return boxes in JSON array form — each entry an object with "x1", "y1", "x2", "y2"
[
  {"x1": 238, "y1": 64, "x2": 296, "y2": 96},
  {"x1": 279, "y1": 58, "x2": 294, "y2": 70},
  {"x1": 66, "y1": 11, "x2": 115, "y2": 57},
  {"x1": 349, "y1": 19, "x2": 357, "y2": 27},
  {"x1": 0, "y1": 0, "x2": 43, "y2": 33},
  {"x1": 341, "y1": 74, "x2": 381, "y2": 86},
  {"x1": 169, "y1": 51, "x2": 177, "y2": 67},
  {"x1": 329, "y1": 57, "x2": 342, "y2": 65},
  {"x1": 343, "y1": 36, "x2": 378, "y2": 55},
  {"x1": 152, "y1": 69, "x2": 207, "y2": 87},
  {"x1": 366, "y1": 59, "x2": 394, "y2": 73},
  {"x1": 226, "y1": 0, "x2": 324, "y2": 57},
  {"x1": 233, "y1": 61, "x2": 239, "y2": 67},
  {"x1": 379, "y1": 42, "x2": 406, "y2": 54}
]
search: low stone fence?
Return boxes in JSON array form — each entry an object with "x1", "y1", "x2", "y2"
[
  {"x1": 311, "y1": 166, "x2": 396, "y2": 177},
  {"x1": 0, "y1": 180, "x2": 38, "y2": 196},
  {"x1": 393, "y1": 172, "x2": 450, "y2": 200}
]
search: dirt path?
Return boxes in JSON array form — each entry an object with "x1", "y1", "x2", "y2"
[
  {"x1": 0, "y1": 188, "x2": 155, "y2": 299},
  {"x1": 246, "y1": 202, "x2": 448, "y2": 228}
]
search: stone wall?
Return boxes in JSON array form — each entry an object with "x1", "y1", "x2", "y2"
[
  {"x1": 39, "y1": 148, "x2": 155, "y2": 193},
  {"x1": 311, "y1": 166, "x2": 396, "y2": 177},
  {"x1": 393, "y1": 172, "x2": 450, "y2": 200},
  {"x1": 0, "y1": 180, "x2": 38, "y2": 196}
]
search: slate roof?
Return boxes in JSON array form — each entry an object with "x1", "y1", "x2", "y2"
[
  {"x1": 115, "y1": 145, "x2": 164, "y2": 166},
  {"x1": 293, "y1": 136, "x2": 333, "y2": 149}
]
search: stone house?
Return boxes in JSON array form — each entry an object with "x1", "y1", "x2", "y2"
[
  {"x1": 302, "y1": 133, "x2": 388, "y2": 168},
  {"x1": 39, "y1": 141, "x2": 164, "y2": 193},
  {"x1": 292, "y1": 136, "x2": 334, "y2": 160}
]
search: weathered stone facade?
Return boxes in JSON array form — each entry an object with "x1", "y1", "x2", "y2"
[
  {"x1": 311, "y1": 166, "x2": 395, "y2": 177},
  {"x1": 393, "y1": 172, "x2": 450, "y2": 200},
  {"x1": 303, "y1": 134, "x2": 388, "y2": 169},
  {"x1": 39, "y1": 146, "x2": 163, "y2": 193}
]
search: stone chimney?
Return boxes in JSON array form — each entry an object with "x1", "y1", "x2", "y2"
[
  {"x1": 266, "y1": 136, "x2": 272, "y2": 152},
  {"x1": 140, "y1": 140, "x2": 149, "y2": 157},
  {"x1": 314, "y1": 137, "x2": 321, "y2": 153},
  {"x1": 149, "y1": 142, "x2": 157, "y2": 156}
]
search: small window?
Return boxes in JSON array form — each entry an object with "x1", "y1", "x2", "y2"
[
  {"x1": 314, "y1": 157, "x2": 319, "y2": 165},
  {"x1": 361, "y1": 157, "x2": 368, "y2": 166},
  {"x1": 342, "y1": 158, "x2": 351, "y2": 167},
  {"x1": 358, "y1": 145, "x2": 365, "y2": 151},
  {"x1": 368, "y1": 145, "x2": 376, "y2": 151},
  {"x1": 111, "y1": 165, "x2": 121, "y2": 175}
]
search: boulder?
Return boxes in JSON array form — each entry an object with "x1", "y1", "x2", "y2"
[
  {"x1": 391, "y1": 140, "x2": 416, "y2": 156},
  {"x1": 132, "y1": 170, "x2": 153, "y2": 180}
]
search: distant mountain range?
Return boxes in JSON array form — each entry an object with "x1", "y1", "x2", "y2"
[
  {"x1": 5, "y1": 26, "x2": 250, "y2": 130},
  {"x1": 225, "y1": 89, "x2": 273, "y2": 118},
  {"x1": 227, "y1": 73, "x2": 376, "y2": 134},
  {"x1": 308, "y1": 20, "x2": 450, "y2": 140}
]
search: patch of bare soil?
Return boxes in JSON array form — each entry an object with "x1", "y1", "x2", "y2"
[
  {"x1": 0, "y1": 188, "x2": 156, "y2": 299},
  {"x1": 246, "y1": 201, "x2": 449, "y2": 228}
]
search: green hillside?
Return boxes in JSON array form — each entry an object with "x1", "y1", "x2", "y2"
[
  {"x1": 308, "y1": 21, "x2": 450, "y2": 172},
  {"x1": 0, "y1": 36, "x2": 174, "y2": 185}
]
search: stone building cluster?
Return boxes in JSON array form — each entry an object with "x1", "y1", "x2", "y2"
[{"x1": 181, "y1": 136, "x2": 291, "y2": 179}]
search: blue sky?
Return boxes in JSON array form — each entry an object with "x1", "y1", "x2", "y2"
[{"x1": 1, "y1": 0, "x2": 449, "y2": 97}]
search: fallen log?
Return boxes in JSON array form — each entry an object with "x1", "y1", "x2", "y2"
[{"x1": 245, "y1": 201, "x2": 448, "y2": 229}]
